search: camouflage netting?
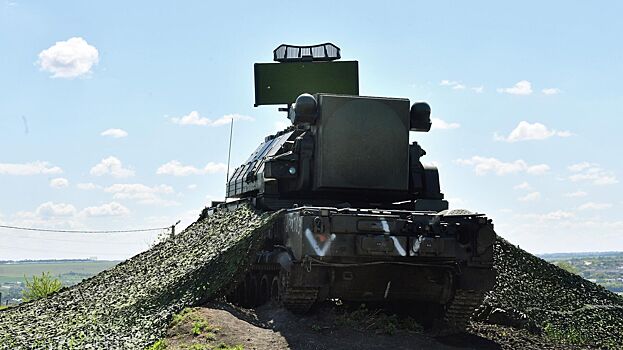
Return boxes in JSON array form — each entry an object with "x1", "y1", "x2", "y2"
[
  {"x1": 475, "y1": 237, "x2": 623, "y2": 348},
  {"x1": 0, "y1": 205, "x2": 278, "y2": 349}
]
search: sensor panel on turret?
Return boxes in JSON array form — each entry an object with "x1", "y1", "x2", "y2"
[{"x1": 254, "y1": 61, "x2": 359, "y2": 106}]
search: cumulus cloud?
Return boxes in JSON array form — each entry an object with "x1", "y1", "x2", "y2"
[
  {"x1": 100, "y1": 128, "x2": 128, "y2": 138},
  {"x1": 104, "y1": 183, "x2": 178, "y2": 206},
  {"x1": 567, "y1": 163, "x2": 618, "y2": 185},
  {"x1": 0, "y1": 161, "x2": 63, "y2": 175},
  {"x1": 542, "y1": 88, "x2": 561, "y2": 95},
  {"x1": 90, "y1": 156, "x2": 135, "y2": 178},
  {"x1": 495, "y1": 121, "x2": 572, "y2": 142},
  {"x1": 440, "y1": 80, "x2": 459, "y2": 86},
  {"x1": 471, "y1": 86, "x2": 484, "y2": 94},
  {"x1": 578, "y1": 202, "x2": 613, "y2": 210},
  {"x1": 35, "y1": 202, "x2": 77, "y2": 218},
  {"x1": 568, "y1": 162, "x2": 593, "y2": 173},
  {"x1": 77, "y1": 182, "x2": 100, "y2": 190},
  {"x1": 49, "y1": 177, "x2": 69, "y2": 189},
  {"x1": 187, "y1": 184, "x2": 198, "y2": 190},
  {"x1": 80, "y1": 202, "x2": 130, "y2": 217},
  {"x1": 37, "y1": 37, "x2": 99, "y2": 79},
  {"x1": 440, "y1": 80, "x2": 481, "y2": 93},
  {"x1": 431, "y1": 117, "x2": 460, "y2": 130},
  {"x1": 455, "y1": 156, "x2": 550, "y2": 176},
  {"x1": 170, "y1": 111, "x2": 253, "y2": 127},
  {"x1": 497, "y1": 80, "x2": 533, "y2": 95},
  {"x1": 564, "y1": 190, "x2": 588, "y2": 198},
  {"x1": 156, "y1": 160, "x2": 227, "y2": 176},
  {"x1": 514, "y1": 182, "x2": 532, "y2": 190},
  {"x1": 522, "y1": 210, "x2": 575, "y2": 221},
  {"x1": 518, "y1": 192, "x2": 541, "y2": 202}
]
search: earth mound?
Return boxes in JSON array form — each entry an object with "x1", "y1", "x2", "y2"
[{"x1": 0, "y1": 205, "x2": 277, "y2": 349}]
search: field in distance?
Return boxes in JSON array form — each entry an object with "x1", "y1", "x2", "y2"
[
  {"x1": 540, "y1": 251, "x2": 623, "y2": 294},
  {"x1": 0, "y1": 260, "x2": 119, "y2": 305}
]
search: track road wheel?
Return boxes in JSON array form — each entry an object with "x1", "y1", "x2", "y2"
[
  {"x1": 246, "y1": 275, "x2": 259, "y2": 307},
  {"x1": 270, "y1": 276, "x2": 281, "y2": 303},
  {"x1": 259, "y1": 274, "x2": 270, "y2": 305}
]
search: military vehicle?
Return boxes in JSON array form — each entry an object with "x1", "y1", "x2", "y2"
[{"x1": 207, "y1": 43, "x2": 496, "y2": 329}]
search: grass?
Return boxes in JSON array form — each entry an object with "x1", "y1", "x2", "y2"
[
  {"x1": 22, "y1": 272, "x2": 62, "y2": 301},
  {"x1": 145, "y1": 339, "x2": 167, "y2": 350},
  {"x1": 0, "y1": 261, "x2": 118, "y2": 285},
  {"x1": 334, "y1": 303, "x2": 423, "y2": 335},
  {"x1": 543, "y1": 323, "x2": 589, "y2": 346}
]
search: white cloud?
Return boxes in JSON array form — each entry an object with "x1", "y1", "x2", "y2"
[
  {"x1": 471, "y1": 86, "x2": 484, "y2": 94},
  {"x1": 455, "y1": 156, "x2": 550, "y2": 176},
  {"x1": 0, "y1": 161, "x2": 63, "y2": 175},
  {"x1": 518, "y1": 191, "x2": 541, "y2": 202},
  {"x1": 440, "y1": 80, "x2": 459, "y2": 86},
  {"x1": 439, "y1": 80, "x2": 484, "y2": 94},
  {"x1": 523, "y1": 210, "x2": 575, "y2": 221},
  {"x1": 542, "y1": 210, "x2": 575, "y2": 220},
  {"x1": 156, "y1": 160, "x2": 227, "y2": 176},
  {"x1": 495, "y1": 121, "x2": 572, "y2": 142},
  {"x1": 49, "y1": 177, "x2": 69, "y2": 189},
  {"x1": 35, "y1": 202, "x2": 77, "y2": 218},
  {"x1": 100, "y1": 128, "x2": 128, "y2": 138},
  {"x1": 542, "y1": 88, "x2": 561, "y2": 95},
  {"x1": 77, "y1": 182, "x2": 99, "y2": 190},
  {"x1": 187, "y1": 184, "x2": 198, "y2": 190},
  {"x1": 564, "y1": 190, "x2": 588, "y2": 198},
  {"x1": 90, "y1": 156, "x2": 135, "y2": 178},
  {"x1": 514, "y1": 181, "x2": 532, "y2": 190},
  {"x1": 37, "y1": 37, "x2": 99, "y2": 79},
  {"x1": 170, "y1": 111, "x2": 253, "y2": 127},
  {"x1": 104, "y1": 183, "x2": 178, "y2": 206},
  {"x1": 440, "y1": 80, "x2": 481, "y2": 93},
  {"x1": 497, "y1": 80, "x2": 533, "y2": 95},
  {"x1": 568, "y1": 164, "x2": 618, "y2": 185},
  {"x1": 568, "y1": 162, "x2": 593, "y2": 173},
  {"x1": 80, "y1": 202, "x2": 130, "y2": 217},
  {"x1": 578, "y1": 202, "x2": 613, "y2": 211},
  {"x1": 431, "y1": 117, "x2": 460, "y2": 130}
]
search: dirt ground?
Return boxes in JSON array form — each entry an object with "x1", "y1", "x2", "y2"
[{"x1": 162, "y1": 301, "x2": 573, "y2": 350}]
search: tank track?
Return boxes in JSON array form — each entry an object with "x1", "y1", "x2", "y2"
[
  {"x1": 279, "y1": 271, "x2": 319, "y2": 313},
  {"x1": 443, "y1": 289, "x2": 486, "y2": 331}
]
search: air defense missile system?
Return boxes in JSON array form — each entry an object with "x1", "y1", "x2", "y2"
[{"x1": 206, "y1": 43, "x2": 496, "y2": 329}]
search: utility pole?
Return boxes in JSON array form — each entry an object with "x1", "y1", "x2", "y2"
[{"x1": 171, "y1": 220, "x2": 181, "y2": 237}]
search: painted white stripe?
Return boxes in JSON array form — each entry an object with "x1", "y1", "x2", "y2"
[
  {"x1": 304, "y1": 228, "x2": 336, "y2": 257},
  {"x1": 390, "y1": 236, "x2": 407, "y2": 256}
]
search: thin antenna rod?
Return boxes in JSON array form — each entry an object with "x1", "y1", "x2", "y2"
[{"x1": 225, "y1": 117, "x2": 234, "y2": 199}]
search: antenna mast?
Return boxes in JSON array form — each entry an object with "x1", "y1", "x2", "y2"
[{"x1": 225, "y1": 117, "x2": 234, "y2": 199}]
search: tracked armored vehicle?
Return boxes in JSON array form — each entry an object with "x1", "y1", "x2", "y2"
[{"x1": 208, "y1": 43, "x2": 496, "y2": 329}]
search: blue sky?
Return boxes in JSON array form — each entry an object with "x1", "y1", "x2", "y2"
[{"x1": 1, "y1": 0, "x2": 622, "y2": 260}]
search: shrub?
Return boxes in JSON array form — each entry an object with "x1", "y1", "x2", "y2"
[{"x1": 22, "y1": 272, "x2": 62, "y2": 302}]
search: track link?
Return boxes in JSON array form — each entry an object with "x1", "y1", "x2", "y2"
[
  {"x1": 443, "y1": 289, "x2": 486, "y2": 331},
  {"x1": 279, "y1": 270, "x2": 319, "y2": 314}
]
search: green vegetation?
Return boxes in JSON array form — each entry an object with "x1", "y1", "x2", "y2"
[
  {"x1": 0, "y1": 260, "x2": 118, "y2": 305},
  {"x1": 22, "y1": 272, "x2": 62, "y2": 301},
  {"x1": 145, "y1": 339, "x2": 167, "y2": 350},
  {"x1": 543, "y1": 323, "x2": 588, "y2": 346},
  {"x1": 335, "y1": 304, "x2": 422, "y2": 335},
  {"x1": 554, "y1": 261, "x2": 579, "y2": 274},
  {"x1": 541, "y1": 252, "x2": 623, "y2": 294},
  {"x1": 215, "y1": 344, "x2": 243, "y2": 350}
]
